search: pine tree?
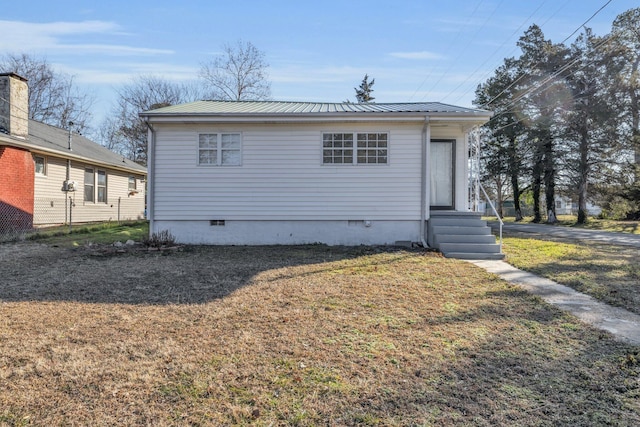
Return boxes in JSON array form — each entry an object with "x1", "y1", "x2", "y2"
[{"x1": 355, "y1": 74, "x2": 375, "y2": 103}]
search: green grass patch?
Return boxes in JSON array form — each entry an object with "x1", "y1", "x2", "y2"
[
  {"x1": 28, "y1": 221, "x2": 148, "y2": 247},
  {"x1": 503, "y1": 236, "x2": 640, "y2": 315}
]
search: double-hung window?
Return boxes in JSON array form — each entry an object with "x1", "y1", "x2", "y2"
[
  {"x1": 97, "y1": 170, "x2": 107, "y2": 203},
  {"x1": 322, "y1": 132, "x2": 388, "y2": 165},
  {"x1": 198, "y1": 133, "x2": 241, "y2": 166},
  {"x1": 84, "y1": 168, "x2": 94, "y2": 202}
]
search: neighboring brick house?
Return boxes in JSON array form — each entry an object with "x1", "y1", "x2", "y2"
[{"x1": 0, "y1": 73, "x2": 147, "y2": 234}]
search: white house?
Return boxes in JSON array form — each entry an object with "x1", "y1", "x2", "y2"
[{"x1": 140, "y1": 101, "x2": 497, "y2": 256}]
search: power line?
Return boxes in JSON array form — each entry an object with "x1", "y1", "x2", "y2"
[
  {"x1": 445, "y1": 0, "x2": 573, "y2": 105},
  {"x1": 408, "y1": 0, "x2": 487, "y2": 101},
  {"x1": 478, "y1": 0, "x2": 615, "y2": 110}
]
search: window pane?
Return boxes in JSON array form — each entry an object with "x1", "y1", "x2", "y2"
[
  {"x1": 84, "y1": 185, "x2": 94, "y2": 202},
  {"x1": 97, "y1": 187, "x2": 106, "y2": 203},
  {"x1": 199, "y1": 134, "x2": 217, "y2": 148},
  {"x1": 34, "y1": 157, "x2": 45, "y2": 175},
  {"x1": 97, "y1": 171, "x2": 106, "y2": 186},
  {"x1": 128, "y1": 177, "x2": 136, "y2": 190},
  {"x1": 222, "y1": 149, "x2": 241, "y2": 165},
  {"x1": 84, "y1": 168, "x2": 94, "y2": 185},
  {"x1": 199, "y1": 150, "x2": 216, "y2": 164},
  {"x1": 221, "y1": 133, "x2": 240, "y2": 149}
]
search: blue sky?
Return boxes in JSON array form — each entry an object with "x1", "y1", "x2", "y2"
[{"x1": 1, "y1": 0, "x2": 637, "y2": 128}]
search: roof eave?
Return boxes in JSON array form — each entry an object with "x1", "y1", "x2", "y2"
[{"x1": 140, "y1": 110, "x2": 492, "y2": 124}]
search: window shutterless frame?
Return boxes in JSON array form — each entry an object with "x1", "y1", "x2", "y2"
[
  {"x1": 198, "y1": 132, "x2": 242, "y2": 166},
  {"x1": 321, "y1": 132, "x2": 389, "y2": 165}
]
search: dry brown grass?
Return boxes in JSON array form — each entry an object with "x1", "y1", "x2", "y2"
[{"x1": 0, "y1": 243, "x2": 639, "y2": 426}]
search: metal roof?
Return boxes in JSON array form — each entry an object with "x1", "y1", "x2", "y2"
[
  {"x1": 141, "y1": 100, "x2": 490, "y2": 116},
  {"x1": 25, "y1": 120, "x2": 146, "y2": 173}
]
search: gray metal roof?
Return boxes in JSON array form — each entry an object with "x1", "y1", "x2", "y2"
[
  {"x1": 142, "y1": 100, "x2": 490, "y2": 116},
  {"x1": 27, "y1": 120, "x2": 146, "y2": 173}
]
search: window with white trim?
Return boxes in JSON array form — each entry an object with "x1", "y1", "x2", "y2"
[
  {"x1": 128, "y1": 176, "x2": 137, "y2": 191},
  {"x1": 198, "y1": 133, "x2": 241, "y2": 166},
  {"x1": 33, "y1": 155, "x2": 46, "y2": 176},
  {"x1": 322, "y1": 132, "x2": 388, "y2": 165},
  {"x1": 97, "y1": 170, "x2": 107, "y2": 203},
  {"x1": 84, "y1": 168, "x2": 94, "y2": 202},
  {"x1": 357, "y1": 133, "x2": 388, "y2": 164}
]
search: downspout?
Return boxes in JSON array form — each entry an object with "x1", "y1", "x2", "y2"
[
  {"x1": 144, "y1": 118, "x2": 155, "y2": 234},
  {"x1": 420, "y1": 116, "x2": 430, "y2": 248}
]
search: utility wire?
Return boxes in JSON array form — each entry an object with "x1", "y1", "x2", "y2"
[{"x1": 478, "y1": 0, "x2": 615, "y2": 109}]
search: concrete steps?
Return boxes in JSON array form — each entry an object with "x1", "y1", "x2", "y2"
[{"x1": 428, "y1": 212, "x2": 504, "y2": 260}]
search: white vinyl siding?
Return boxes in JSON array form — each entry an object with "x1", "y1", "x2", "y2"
[
  {"x1": 198, "y1": 133, "x2": 241, "y2": 166},
  {"x1": 152, "y1": 123, "x2": 427, "y2": 221},
  {"x1": 31, "y1": 156, "x2": 146, "y2": 225}
]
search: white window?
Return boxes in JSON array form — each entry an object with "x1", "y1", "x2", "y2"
[
  {"x1": 97, "y1": 170, "x2": 107, "y2": 203},
  {"x1": 323, "y1": 133, "x2": 353, "y2": 164},
  {"x1": 357, "y1": 133, "x2": 388, "y2": 164},
  {"x1": 198, "y1": 133, "x2": 241, "y2": 166},
  {"x1": 128, "y1": 176, "x2": 137, "y2": 191},
  {"x1": 322, "y1": 132, "x2": 388, "y2": 165},
  {"x1": 34, "y1": 155, "x2": 46, "y2": 176},
  {"x1": 84, "y1": 168, "x2": 94, "y2": 202}
]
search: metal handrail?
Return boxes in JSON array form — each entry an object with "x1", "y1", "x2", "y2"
[{"x1": 479, "y1": 182, "x2": 503, "y2": 253}]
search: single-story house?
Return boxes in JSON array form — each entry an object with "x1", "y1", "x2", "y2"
[
  {"x1": 0, "y1": 73, "x2": 146, "y2": 233},
  {"x1": 140, "y1": 100, "x2": 502, "y2": 258}
]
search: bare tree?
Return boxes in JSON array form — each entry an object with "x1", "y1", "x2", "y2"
[
  {"x1": 199, "y1": 40, "x2": 271, "y2": 101},
  {"x1": 0, "y1": 53, "x2": 94, "y2": 132},
  {"x1": 99, "y1": 75, "x2": 204, "y2": 165}
]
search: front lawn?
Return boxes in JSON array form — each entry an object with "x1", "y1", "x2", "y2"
[{"x1": 0, "y1": 243, "x2": 638, "y2": 425}]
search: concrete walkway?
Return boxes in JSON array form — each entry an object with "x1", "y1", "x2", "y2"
[
  {"x1": 469, "y1": 259, "x2": 640, "y2": 346},
  {"x1": 488, "y1": 221, "x2": 640, "y2": 248}
]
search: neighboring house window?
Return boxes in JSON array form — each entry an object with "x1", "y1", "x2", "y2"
[
  {"x1": 97, "y1": 170, "x2": 107, "y2": 203},
  {"x1": 128, "y1": 176, "x2": 137, "y2": 191},
  {"x1": 84, "y1": 168, "x2": 94, "y2": 202},
  {"x1": 555, "y1": 200, "x2": 562, "y2": 209},
  {"x1": 322, "y1": 132, "x2": 388, "y2": 165},
  {"x1": 33, "y1": 155, "x2": 46, "y2": 176},
  {"x1": 198, "y1": 133, "x2": 241, "y2": 166},
  {"x1": 357, "y1": 133, "x2": 388, "y2": 164}
]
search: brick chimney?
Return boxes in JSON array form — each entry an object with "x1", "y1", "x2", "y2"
[{"x1": 0, "y1": 73, "x2": 28, "y2": 139}]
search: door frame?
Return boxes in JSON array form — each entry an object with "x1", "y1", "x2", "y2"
[{"x1": 429, "y1": 139, "x2": 456, "y2": 211}]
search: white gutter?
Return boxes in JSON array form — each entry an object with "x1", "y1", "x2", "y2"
[
  {"x1": 145, "y1": 120, "x2": 156, "y2": 233},
  {"x1": 420, "y1": 117, "x2": 430, "y2": 248}
]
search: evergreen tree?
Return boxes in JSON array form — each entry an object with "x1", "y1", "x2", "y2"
[{"x1": 355, "y1": 74, "x2": 375, "y2": 103}]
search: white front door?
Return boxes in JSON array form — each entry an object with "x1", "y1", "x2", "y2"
[{"x1": 430, "y1": 139, "x2": 455, "y2": 210}]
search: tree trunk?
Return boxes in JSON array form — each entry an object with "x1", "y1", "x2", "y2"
[
  {"x1": 508, "y1": 136, "x2": 523, "y2": 221},
  {"x1": 543, "y1": 136, "x2": 556, "y2": 223},
  {"x1": 532, "y1": 170, "x2": 542, "y2": 223},
  {"x1": 577, "y1": 123, "x2": 590, "y2": 224},
  {"x1": 511, "y1": 174, "x2": 523, "y2": 221}
]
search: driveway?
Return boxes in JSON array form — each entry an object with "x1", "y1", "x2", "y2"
[{"x1": 488, "y1": 221, "x2": 640, "y2": 248}]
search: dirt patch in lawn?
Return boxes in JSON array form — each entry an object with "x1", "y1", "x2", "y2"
[{"x1": 1, "y1": 242, "x2": 639, "y2": 426}]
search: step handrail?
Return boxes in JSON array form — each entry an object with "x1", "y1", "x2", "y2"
[{"x1": 479, "y1": 182, "x2": 503, "y2": 254}]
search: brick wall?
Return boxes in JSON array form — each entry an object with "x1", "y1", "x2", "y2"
[{"x1": 0, "y1": 145, "x2": 34, "y2": 230}]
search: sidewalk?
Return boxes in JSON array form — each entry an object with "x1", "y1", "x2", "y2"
[{"x1": 469, "y1": 259, "x2": 640, "y2": 346}]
